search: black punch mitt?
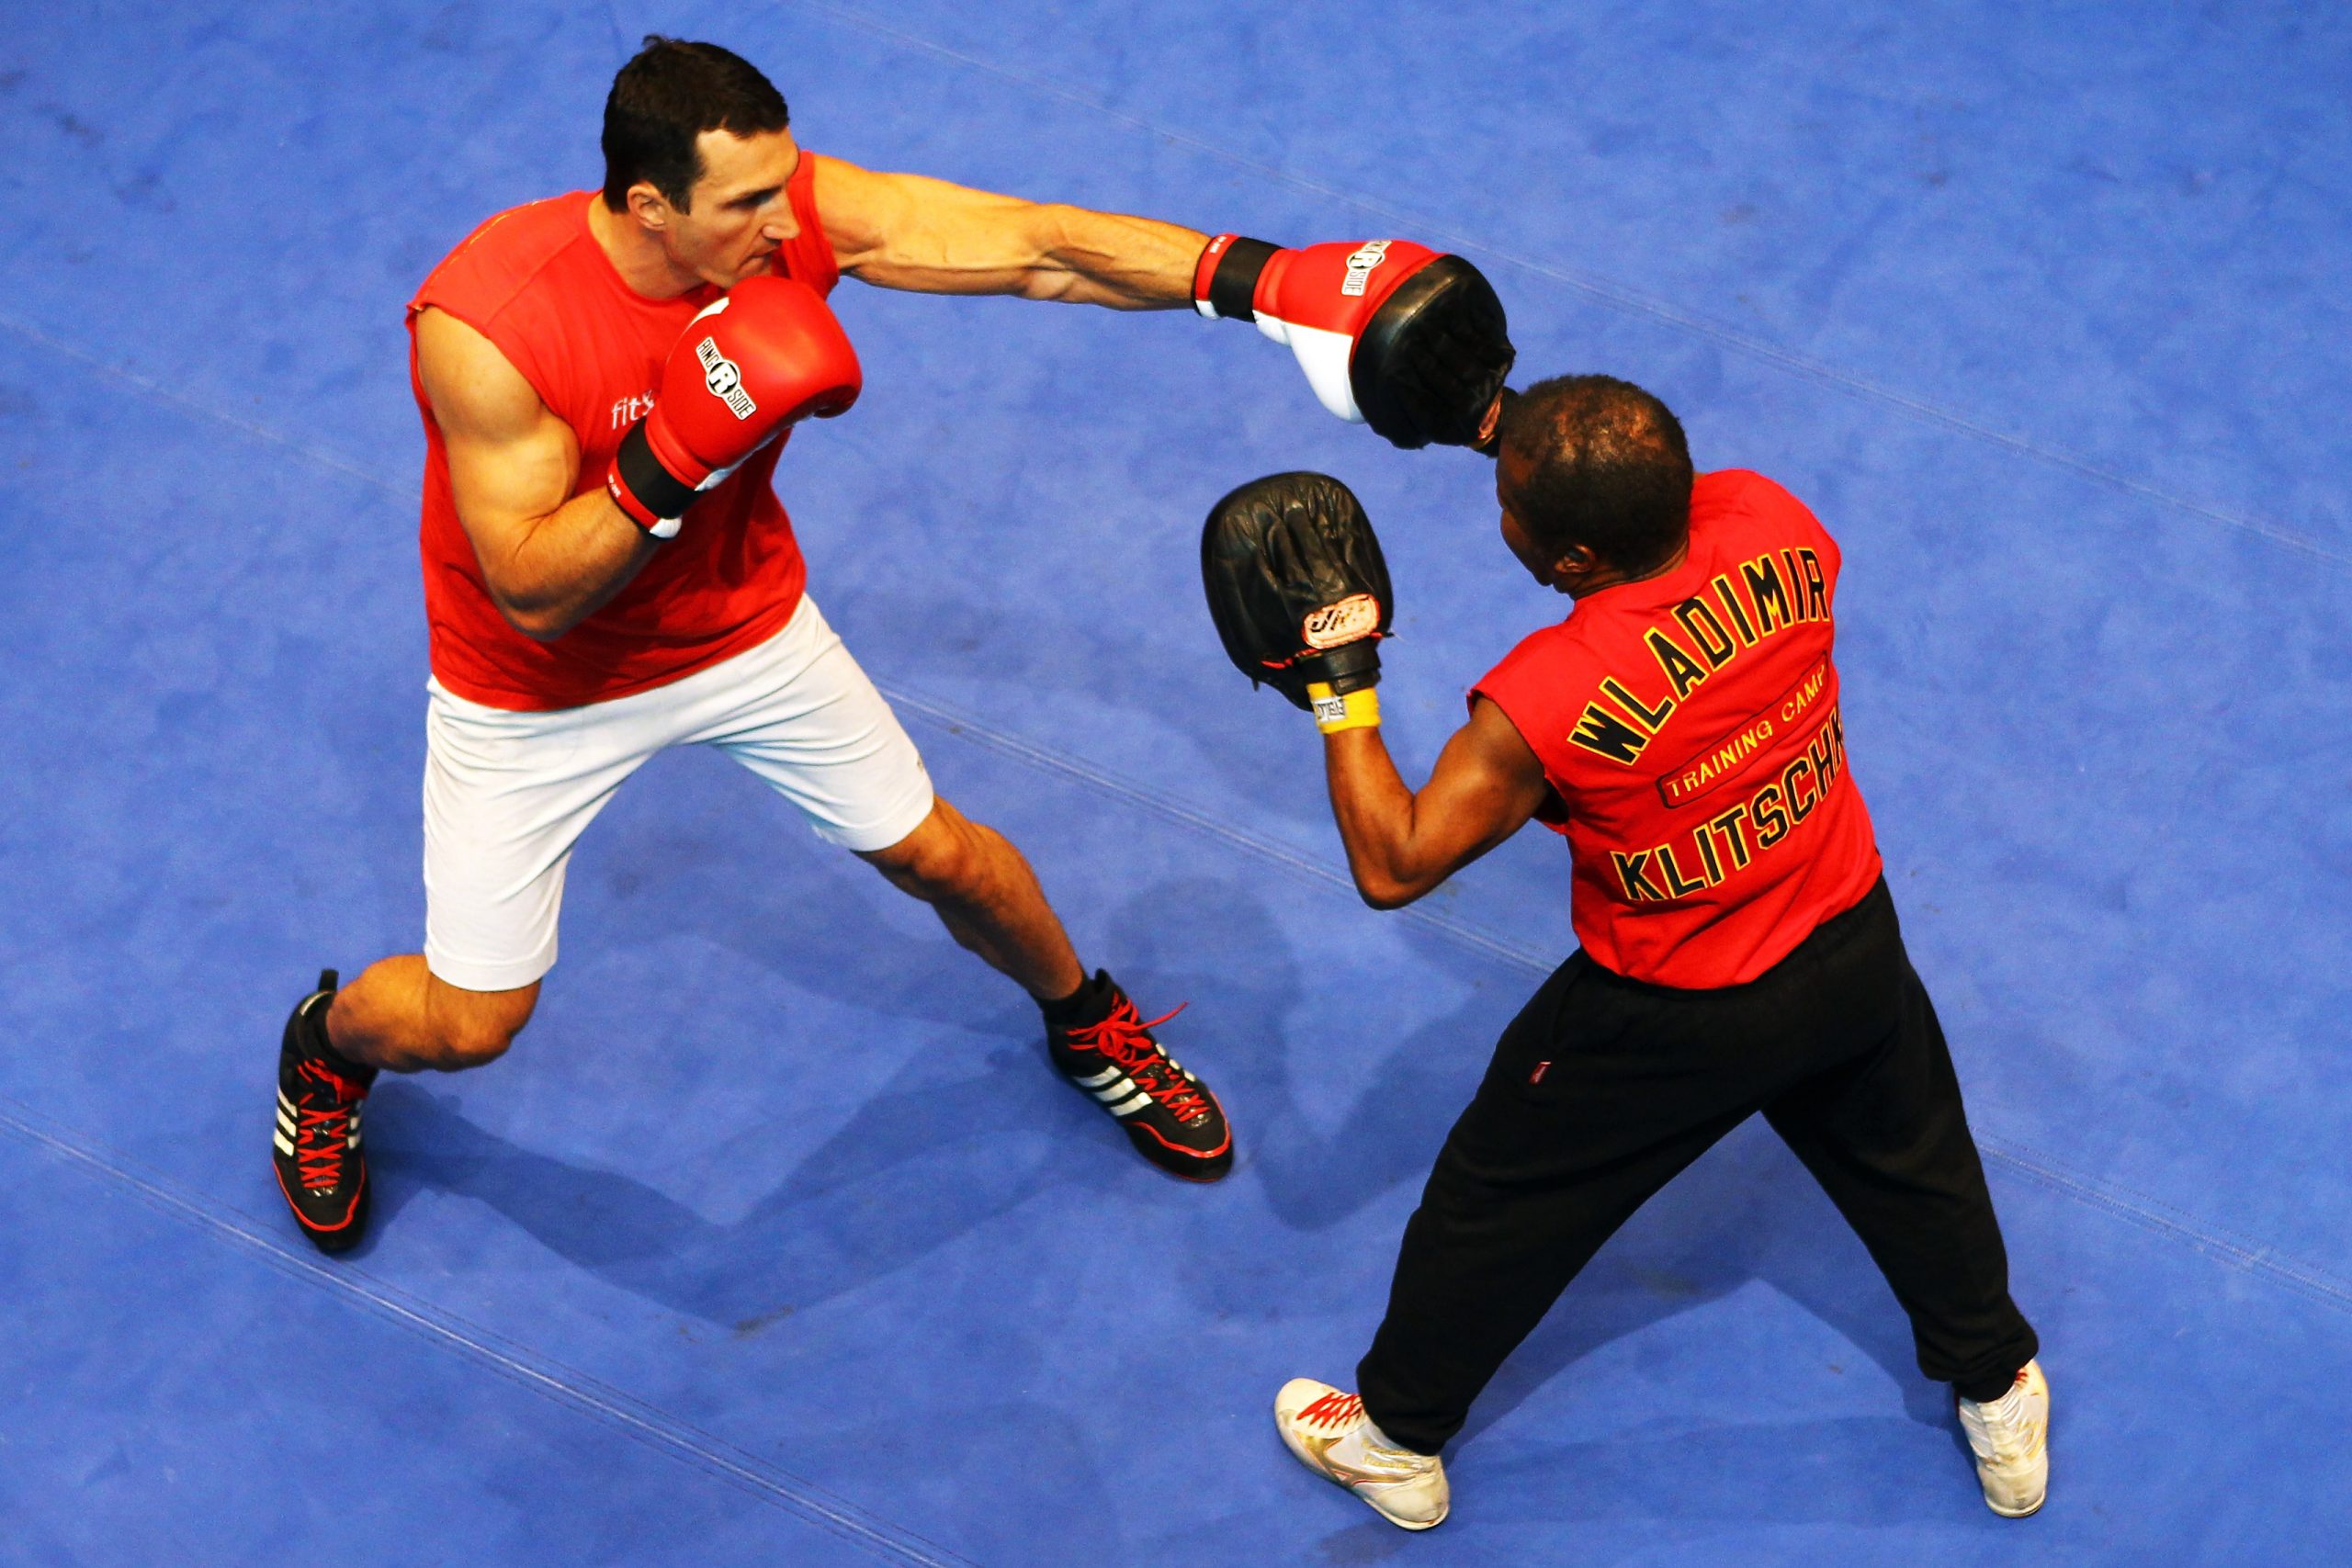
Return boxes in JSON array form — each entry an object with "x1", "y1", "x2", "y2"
[
  {"x1": 1351, "y1": 254, "x2": 1516, "y2": 449},
  {"x1": 1202, "y1": 472, "x2": 1394, "y2": 710}
]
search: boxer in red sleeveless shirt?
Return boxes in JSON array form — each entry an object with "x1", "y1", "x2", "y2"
[
  {"x1": 1263, "y1": 378, "x2": 2045, "y2": 1529},
  {"x1": 268, "y1": 34, "x2": 1521, "y2": 1255}
]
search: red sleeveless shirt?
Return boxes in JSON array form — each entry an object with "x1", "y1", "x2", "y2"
[
  {"x1": 407, "y1": 155, "x2": 840, "y2": 710},
  {"x1": 1474, "y1": 470, "x2": 1883, "y2": 988}
]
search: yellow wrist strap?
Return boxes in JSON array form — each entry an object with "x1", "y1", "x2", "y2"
[{"x1": 1306, "y1": 682, "x2": 1381, "y2": 735}]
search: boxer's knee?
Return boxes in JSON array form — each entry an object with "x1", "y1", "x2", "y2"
[
  {"x1": 411, "y1": 975, "x2": 538, "y2": 1071},
  {"x1": 860, "y1": 796, "x2": 1001, "y2": 906}
]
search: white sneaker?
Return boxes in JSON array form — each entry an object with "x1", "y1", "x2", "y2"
[
  {"x1": 1273, "y1": 1379, "x2": 1450, "y2": 1530},
  {"x1": 1956, "y1": 1360, "x2": 2050, "y2": 1517}
]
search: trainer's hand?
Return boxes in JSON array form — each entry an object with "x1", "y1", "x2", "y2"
[
  {"x1": 1201, "y1": 472, "x2": 1392, "y2": 734},
  {"x1": 1193, "y1": 236, "x2": 1514, "y2": 450},
  {"x1": 607, "y1": 276, "x2": 862, "y2": 537}
]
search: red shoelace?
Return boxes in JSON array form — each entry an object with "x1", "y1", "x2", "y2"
[
  {"x1": 1066, "y1": 999, "x2": 1212, "y2": 1124},
  {"x1": 294, "y1": 1058, "x2": 368, "y2": 1190},
  {"x1": 1300, "y1": 1391, "x2": 1365, "y2": 1430}
]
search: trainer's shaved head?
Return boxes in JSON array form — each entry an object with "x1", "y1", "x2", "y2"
[{"x1": 1497, "y1": 375, "x2": 1693, "y2": 577}]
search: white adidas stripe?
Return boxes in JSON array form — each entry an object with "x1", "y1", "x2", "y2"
[
  {"x1": 1074, "y1": 1066, "x2": 1123, "y2": 1090},
  {"x1": 1103, "y1": 1090, "x2": 1152, "y2": 1117},
  {"x1": 277, "y1": 1089, "x2": 364, "y2": 1149}
]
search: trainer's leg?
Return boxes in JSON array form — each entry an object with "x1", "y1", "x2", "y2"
[
  {"x1": 1355, "y1": 957, "x2": 1757, "y2": 1455},
  {"x1": 1761, "y1": 911, "x2": 2037, "y2": 1397},
  {"x1": 325, "y1": 958, "x2": 539, "y2": 1073},
  {"x1": 857, "y1": 796, "x2": 1085, "y2": 1002}
]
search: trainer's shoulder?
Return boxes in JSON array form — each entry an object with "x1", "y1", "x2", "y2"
[
  {"x1": 1476, "y1": 613, "x2": 1605, "y2": 710},
  {"x1": 412, "y1": 193, "x2": 596, "y2": 328},
  {"x1": 1694, "y1": 468, "x2": 1834, "y2": 549}
]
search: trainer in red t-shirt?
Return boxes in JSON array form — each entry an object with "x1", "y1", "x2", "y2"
[
  {"x1": 1476, "y1": 468, "x2": 1882, "y2": 987},
  {"x1": 1249, "y1": 377, "x2": 1884, "y2": 992},
  {"x1": 1240, "y1": 378, "x2": 2042, "y2": 1523}
]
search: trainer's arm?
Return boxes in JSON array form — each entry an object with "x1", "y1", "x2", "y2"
[
  {"x1": 414, "y1": 308, "x2": 658, "y2": 641},
  {"x1": 814, "y1": 153, "x2": 1203, "y2": 309},
  {"x1": 1325, "y1": 697, "x2": 1556, "y2": 909}
]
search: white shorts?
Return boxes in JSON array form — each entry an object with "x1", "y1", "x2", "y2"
[{"x1": 421, "y1": 595, "x2": 934, "y2": 992}]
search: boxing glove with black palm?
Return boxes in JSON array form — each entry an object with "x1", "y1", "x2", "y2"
[
  {"x1": 1193, "y1": 236, "x2": 1513, "y2": 450},
  {"x1": 607, "y1": 275, "x2": 861, "y2": 537}
]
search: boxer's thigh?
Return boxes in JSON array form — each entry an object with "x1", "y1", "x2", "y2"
[
  {"x1": 688, "y1": 597, "x2": 936, "y2": 853},
  {"x1": 420, "y1": 679, "x2": 661, "y2": 991}
]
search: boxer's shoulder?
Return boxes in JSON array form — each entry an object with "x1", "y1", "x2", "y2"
[{"x1": 414, "y1": 193, "x2": 597, "y2": 333}]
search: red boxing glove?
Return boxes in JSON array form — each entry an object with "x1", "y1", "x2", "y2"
[
  {"x1": 1194, "y1": 235, "x2": 1514, "y2": 450},
  {"x1": 607, "y1": 275, "x2": 862, "y2": 538}
]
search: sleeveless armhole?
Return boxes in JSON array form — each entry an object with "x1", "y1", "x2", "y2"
[
  {"x1": 1471, "y1": 631, "x2": 1579, "y2": 836},
  {"x1": 408, "y1": 200, "x2": 582, "y2": 420},
  {"x1": 784, "y1": 152, "x2": 842, "y2": 298}
]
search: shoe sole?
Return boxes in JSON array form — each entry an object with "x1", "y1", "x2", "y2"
[
  {"x1": 1128, "y1": 1131, "x2": 1233, "y2": 1183},
  {"x1": 1365, "y1": 1503, "x2": 1446, "y2": 1531},
  {"x1": 1275, "y1": 1441, "x2": 1448, "y2": 1530},
  {"x1": 274, "y1": 1163, "x2": 369, "y2": 1255}
]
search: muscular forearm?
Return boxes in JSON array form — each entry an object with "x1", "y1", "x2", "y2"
[
  {"x1": 480, "y1": 489, "x2": 661, "y2": 642},
  {"x1": 1320, "y1": 698, "x2": 1554, "y2": 908},
  {"x1": 1015, "y1": 206, "x2": 1207, "y2": 310},
  {"x1": 1323, "y1": 728, "x2": 1442, "y2": 908}
]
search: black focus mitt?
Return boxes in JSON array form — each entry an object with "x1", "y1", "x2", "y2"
[
  {"x1": 1193, "y1": 237, "x2": 1516, "y2": 450},
  {"x1": 1351, "y1": 254, "x2": 1516, "y2": 450},
  {"x1": 1201, "y1": 472, "x2": 1393, "y2": 712}
]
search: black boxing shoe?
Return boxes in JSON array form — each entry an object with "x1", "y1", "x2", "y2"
[
  {"x1": 272, "y1": 969, "x2": 377, "y2": 1254},
  {"x1": 1046, "y1": 971, "x2": 1233, "y2": 1182}
]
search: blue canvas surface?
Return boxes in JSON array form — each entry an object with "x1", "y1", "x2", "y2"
[{"x1": 2, "y1": 2, "x2": 2346, "y2": 1562}]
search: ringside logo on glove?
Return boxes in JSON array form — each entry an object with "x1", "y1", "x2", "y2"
[
  {"x1": 695, "y1": 339, "x2": 757, "y2": 419},
  {"x1": 1341, "y1": 241, "x2": 1393, "y2": 298}
]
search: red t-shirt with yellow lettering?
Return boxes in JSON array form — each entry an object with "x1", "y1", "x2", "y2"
[
  {"x1": 406, "y1": 154, "x2": 840, "y2": 711},
  {"x1": 1474, "y1": 469, "x2": 1883, "y2": 987}
]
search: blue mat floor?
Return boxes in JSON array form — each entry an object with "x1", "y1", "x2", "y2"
[{"x1": 3, "y1": 3, "x2": 2348, "y2": 1562}]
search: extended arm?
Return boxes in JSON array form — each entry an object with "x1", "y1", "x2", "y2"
[
  {"x1": 413, "y1": 308, "x2": 656, "y2": 641},
  {"x1": 1324, "y1": 696, "x2": 1555, "y2": 908},
  {"x1": 812, "y1": 153, "x2": 1204, "y2": 309}
]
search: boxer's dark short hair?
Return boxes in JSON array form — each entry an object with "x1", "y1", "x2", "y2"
[
  {"x1": 602, "y1": 37, "x2": 790, "y2": 212},
  {"x1": 1498, "y1": 375, "x2": 1693, "y2": 575}
]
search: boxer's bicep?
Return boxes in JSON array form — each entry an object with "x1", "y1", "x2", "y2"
[
  {"x1": 413, "y1": 310, "x2": 583, "y2": 591},
  {"x1": 817, "y1": 155, "x2": 1050, "y2": 294},
  {"x1": 816, "y1": 154, "x2": 1198, "y2": 306}
]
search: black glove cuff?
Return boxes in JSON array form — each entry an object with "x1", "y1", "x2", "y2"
[
  {"x1": 1204, "y1": 235, "x2": 1279, "y2": 322},
  {"x1": 613, "y1": 419, "x2": 699, "y2": 528},
  {"x1": 1307, "y1": 639, "x2": 1383, "y2": 697}
]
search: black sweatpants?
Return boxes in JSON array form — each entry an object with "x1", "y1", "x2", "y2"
[{"x1": 1356, "y1": 877, "x2": 2037, "y2": 1454}]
